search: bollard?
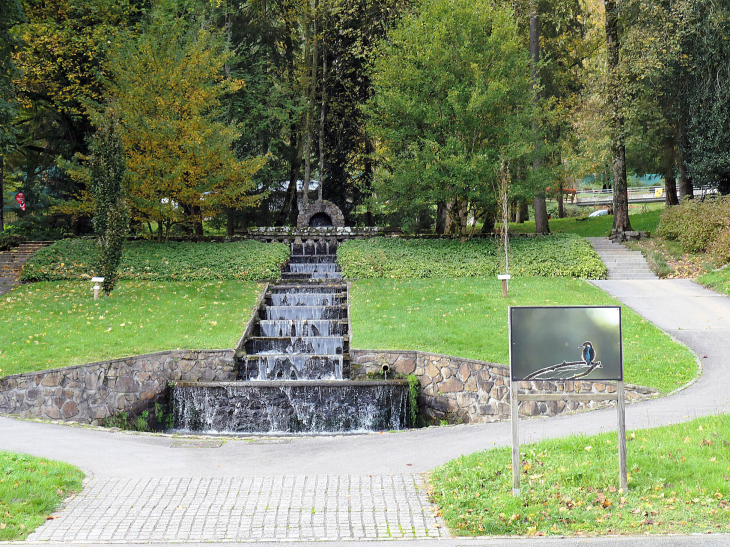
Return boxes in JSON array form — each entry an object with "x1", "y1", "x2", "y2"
[
  {"x1": 497, "y1": 274, "x2": 511, "y2": 298},
  {"x1": 91, "y1": 277, "x2": 105, "y2": 300}
]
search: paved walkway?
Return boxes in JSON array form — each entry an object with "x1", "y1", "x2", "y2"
[{"x1": 1, "y1": 279, "x2": 730, "y2": 545}]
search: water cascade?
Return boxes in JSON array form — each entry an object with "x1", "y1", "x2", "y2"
[{"x1": 172, "y1": 241, "x2": 409, "y2": 434}]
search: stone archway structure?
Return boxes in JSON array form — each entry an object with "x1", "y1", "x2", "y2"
[{"x1": 297, "y1": 200, "x2": 346, "y2": 228}]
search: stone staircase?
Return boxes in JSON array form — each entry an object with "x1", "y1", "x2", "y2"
[
  {"x1": 0, "y1": 241, "x2": 54, "y2": 295},
  {"x1": 587, "y1": 237, "x2": 658, "y2": 280}
]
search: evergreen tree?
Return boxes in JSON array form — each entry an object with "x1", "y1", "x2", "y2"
[{"x1": 89, "y1": 107, "x2": 128, "y2": 294}]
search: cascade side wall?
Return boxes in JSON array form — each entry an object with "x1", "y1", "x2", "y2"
[
  {"x1": 0, "y1": 350, "x2": 235, "y2": 424},
  {"x1": 351, "y1": 350, "x2": 658, "y2": 424}
]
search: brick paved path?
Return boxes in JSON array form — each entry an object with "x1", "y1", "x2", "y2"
[{"x1": 28, "y1": 474, "x2": 444, "y2": 543}]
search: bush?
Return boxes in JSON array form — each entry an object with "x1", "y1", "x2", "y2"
[
  {"x1": 657, "y1": 197, "x2": 730, "y2": 256},
  {"x1": 337, "y1": 235, "x2": 607, "y2": 279},
  {"x1": 0, "y1": 233, "x2": 27, "y2": 252},
  {"x1": 20, "y1": 239, "x2": 289, "y2": 282}
]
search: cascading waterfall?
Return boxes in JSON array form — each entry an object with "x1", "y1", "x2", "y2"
[
  {"x1": 171, "y1": 240, "x2": 410, "y2": 434},
  {"x1": 173, "y1": 381, "x2": 408, "y2": 434}
]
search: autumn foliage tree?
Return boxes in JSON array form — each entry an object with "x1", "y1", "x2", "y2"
[{"x1": 108, "y1": 4, "x2": 266, "y2": 239}]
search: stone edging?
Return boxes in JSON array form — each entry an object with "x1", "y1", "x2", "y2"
[
  {"x1": 350, "y1": 349, "x2": 659, "y2": 424},
  {"x1": 0, "y1": 350, "x2": 235, "y2": 425}
]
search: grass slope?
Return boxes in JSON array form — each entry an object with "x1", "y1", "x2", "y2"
[
  {"x1": 0, "y1": 451, "x2": 84, "y2": 541},
  {"x1": 0, "y1": 280, "x2": 261, "y2": 377},
  {"x1": 338, "y1": 235, "x2": 606, "y2": 279},
  {"x1": 698, "y1": 267, "x2": 730, "y2": 296},
  {"x1": 505, "y1": 209, "x2": 663, "y2": 237},
  {"x1": 21, "y1": 239, "x2": 289, "y2": 282},
  {"x1": 350, "y1": 277, "x2": 697, "y2": 393},
  {"x1": 429, "y1": 413, "x2": 730, "y2": 536}
]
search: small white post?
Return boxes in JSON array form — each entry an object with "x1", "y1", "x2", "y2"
[
  {"x1": 91, "y1": 277, "x2": 105, "y2": 300},
  {"x1": 498, "y1": 274, "x2": 511, "y2": 298}
]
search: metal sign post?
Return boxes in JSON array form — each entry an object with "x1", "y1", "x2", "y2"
[{"x1": 509, "y1": 306, "x2": 627, "y2": 496}]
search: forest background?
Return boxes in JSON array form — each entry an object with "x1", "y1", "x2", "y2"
[{"x1": 0, "y1": 0, "x2": 729, "y2": 240}]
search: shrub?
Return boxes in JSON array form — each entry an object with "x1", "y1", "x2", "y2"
[
  {"x1": 657, "y1": 197, "x2": 730, "y2": 256},
  {"x1": 337, "y1": 235, "x2": 607, "y2": 279},
  {"x1": 0, "y1": 233, "x2": 27, "y2": 252},
  {"x1": 20, "y1": 239, "x2": 289, "y2": 282}
]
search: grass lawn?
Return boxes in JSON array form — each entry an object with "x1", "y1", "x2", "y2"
[
  {"x1": 429, "y1": 413, "x2": 730, "y2": 536},
  {"x1": 0, "y1": 451, "x2": 84, "y2": 541},
  {"x1": 698, "y1": 267, "x2": 730, "y2": 296},
  {"x1": 0, "y1": 280, "x2": 262, "y2": 377},
  {"x1": 504, "y1": 208, "x2": 663, "y2": 237},
  {"x1": 350, "y1": 277, "x2": 697, "y2": 393}
]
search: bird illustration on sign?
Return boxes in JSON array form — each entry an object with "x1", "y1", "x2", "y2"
[{"x1": 524, "y1": 341, "x2": 603, "y2": 381}]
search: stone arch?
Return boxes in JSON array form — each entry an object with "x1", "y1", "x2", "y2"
[{"x1": 297, "y1": 200, "x2": 346, "y2": 228}]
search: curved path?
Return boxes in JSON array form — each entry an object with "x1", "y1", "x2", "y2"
[{"x1": 1, "y1": 279, "x2": 729, "y2": 546}]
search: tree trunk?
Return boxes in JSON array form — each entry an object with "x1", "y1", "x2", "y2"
[
  {"x1": 278, "y1": 20, "x2": 302, "y2": 226},
  {"x1": 557, "y1": 179, "x2": 565, "y2": 218},
  {"x1": 226, "y1": 207, "x2": 235, "y2": 236},
  {"x1": 436, "y1": 202, "x2": 447, "y2": 234},
  {"x1": 677, "y1": 130, "x2": 693, "y2": 200},
  {"x1": 663, "y1": 137, "x2": 679, "y2": 206},
  {"x1": 530, "y1": 0, "x2": 550, "y2": 234},
  {"x1": 192, "y1": 205, "x2": 204, "y2": 236},
  {"x1": 480, "y1": 207, "x2": 495, "y2": 234},
  {"x1": 301, "y1": 0, "x2": 316, "y2": 213},
  {"x1": 363, "y1": 140, "x2": 374, "y2": 227},
  {"x1": 515, "y1": 199, "x2": 528, "y2": 223},
  {"x1": 605, "y1": 0, "x2": 632, "y2": 233},
  {"x1": 318, "y1": 7, "x2": 328, "y2": 202}
]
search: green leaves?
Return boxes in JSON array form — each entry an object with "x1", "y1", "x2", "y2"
[
  {"x1": 89, "y1": 107, "x2": 129, "y2": 294},
  {"x1": 20, "y1": 239, "x2": 289, "y2": 282},
  {"x1": 338, "y1": 235, "x2": 607, "y2": 280},
  {"x1": 367, "y1": 0, "x2": 533, "y2": 234},
  {"x1": 656, "y1": 196, "x2": 730, "y2": 257}
]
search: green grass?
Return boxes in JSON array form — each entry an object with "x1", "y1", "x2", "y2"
[
  {"x1": 20, "y1": 239, "x2": 289, "y2": 282},
  {"x1": 338, "y1": 235, "x2": 607, "y2": 279},
  {"x1": 505, "y1": 209, "x2": 663, "y2": 237},
  {"x1": 429, "y1": 413, "x2": 730, "y2": 536},
  {"x1": 698, "y1": 266, "x2": 730, "y2": 296},
  {"x1": 350, "y1": 277, "x2": 697, "y2": 393},
  {"x1": 0, "y1": 280, "x2": 262, "y2": 377},
  {"x1": 0, "y1": 451, "x2": 84, "y2": 541}
]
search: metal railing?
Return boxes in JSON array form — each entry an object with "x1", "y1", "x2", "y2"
[{"x1": 574, "y1": 186, "x2": 717, "y2": 206}]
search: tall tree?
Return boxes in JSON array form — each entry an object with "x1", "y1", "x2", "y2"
[
  {"x1": 108, "y1": 3, "x2": 266, "y2": 239},
  {"x1": 89, "y1": 107, "x2": 129, "y2": 294},
  {"x1": 367, "y1": 0, "x2": 533, "y2": 236},
  {"x1": 321, "y1": 0, "x2": 407, "y2": 223},
  {"x1": 529, "y1": 0, "x2": 550, "y2": 234},
  {"x1": 0, "y1": 0, "x2": 25, "y2": 229},
  {"x1": 604, "y1": 0, "x2": 632, "y2": 232}
]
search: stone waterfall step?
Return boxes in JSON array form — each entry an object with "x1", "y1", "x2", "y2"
[
  {"x1": 282, "y1": 252, "x2": 343, "y2": 281},
  {"x1": 172, "y1": 239, "x2": 410, "y2": 434},
  {"x1": 587, "y1": 237, "x2": 659, "y2": 280},
  {"x1": 240, "y1": 247, "x2": 350, "y2": 381}
]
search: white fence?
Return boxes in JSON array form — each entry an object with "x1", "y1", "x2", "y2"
[{"x1": 574, "y1": 186, "x2": 717, "y2": 206}]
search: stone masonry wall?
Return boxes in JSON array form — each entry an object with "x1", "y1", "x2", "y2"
[
  {"x1": 0, "y1": 350, "x2": 235, "y2": 425},
  {"x1": 351, "y1": 350, "x2": 658, "y2": 424}
]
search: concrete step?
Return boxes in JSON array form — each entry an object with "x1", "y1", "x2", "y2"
[{"x1": 588, "y1": 237, "x2": 658, "y2": 280}]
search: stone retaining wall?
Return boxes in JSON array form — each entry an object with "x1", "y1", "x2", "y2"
[
  {"x1": 351, "y1": 350, "x2": 658, "y2": 424},
  {"x1": 0, "y1": 350, "x2": 235, "y2": 425}
]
